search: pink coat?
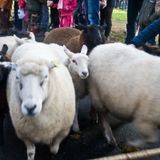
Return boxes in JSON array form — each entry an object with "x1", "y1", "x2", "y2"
[{"x1": 58, "y1": 0, "x2": 77, "y2": 27}]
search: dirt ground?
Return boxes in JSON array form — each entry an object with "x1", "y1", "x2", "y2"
[{"x1": 1, "y1": 96, "x2": 160, "y2": 160}]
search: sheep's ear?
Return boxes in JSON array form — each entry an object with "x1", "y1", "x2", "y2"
[
  {"x1": 63, "y1": 45, "x2": 74, "y2": 58},
  {"x1": 81, "y1": 45, "x2": 88, "y2": 55},
  {"x1": 13, "y1": 35, "x2": 25, "y2": 45},
  {"x1": 28, "y1": 32, "x2": 36, "y2": 41},
  {"x1": 1, "y1": 44, "x2": 8, "y2": 56}
]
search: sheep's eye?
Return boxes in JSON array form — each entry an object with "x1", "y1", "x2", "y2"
[
  {"x1": 72, "y1": 59, "x2": 77, "y2": 65},
  {"x1": 19, "y1": 83, "x2": 23, "y2": 90},
  {"x1": 40, "y1": 81, "x2": 44, "y2": 87}
]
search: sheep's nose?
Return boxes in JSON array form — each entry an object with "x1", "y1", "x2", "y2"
[
  {"x1": 82, "y1": 72, "x2": 87, "y2": 77},
  {"x1": 25, "y1": 105, "x2": 36, "y2": 116}
]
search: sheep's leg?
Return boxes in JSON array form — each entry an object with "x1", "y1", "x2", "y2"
[
  {"x1": 127, "y1": 120, "x2": 158, "y2": 148},
  {"x1": 50, "y1": 128, "x2": 70, "y2": 155},
  {"x1": 24, "y1": 140, "x2": 35, "y2": 160},
  {"x1": 89, "y1": 89, "x2": 117, "y2": 146},
  {"x1": 72, "y1": 100, "x2": 80, "y2": 132},
  {"x1": 99, "y1": 112, "x2": 117, "y2": 146}
]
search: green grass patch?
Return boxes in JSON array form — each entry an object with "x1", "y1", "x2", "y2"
[{"x1": 112, "y1": 9, "x2": 127, "y2": 22}]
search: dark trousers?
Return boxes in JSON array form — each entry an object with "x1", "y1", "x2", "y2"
[
  {"x1": 100, "y1": 0, "x2": 115, "y2": 37},
  {"x1": 14, "y1": 1, "x2": 22, "y2": 31},
  {"x1": 0, "y1": 9, "x2": 10, "y2": 32},
  {"x1": 125, "y1": 0, "x2": 143, "y2": 44},
  {"x1": 50, "y1": 7, "x2": 59, "y2": 28}
]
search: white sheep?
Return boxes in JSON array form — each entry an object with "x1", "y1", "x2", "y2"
[
  {"x1": 63, "y1": 45, "x2": 89, "y2": 132},
  {"x1": 48, "y1": 43, "x2": 89, "y2": 132},
  {"x1": 7, "y1": 42, "x2": 75, "y2": 160},
  {"x1": 88, "y1": 42, "x2": 160, "y2": 147},
  {"x1": 12, "y1": 42, "x2": 89, "y2": 132},
  {"x1": 0, "y1": 32, "x2": 35, "y2": 59}
]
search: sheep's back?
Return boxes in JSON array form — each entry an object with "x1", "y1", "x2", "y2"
[
  {"x1": 7, "y1": 44, "x2": 75, "y2": 144},
  {"x1": 44, "y1": 27, "x2": 81, "y2": 45},
  {"x1": 89, "y1": 43, "x2": 160, "y2": 119}
]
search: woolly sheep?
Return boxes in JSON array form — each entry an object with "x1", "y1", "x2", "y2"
[
  {"x1": 0, "y1": 32, "x2": 35, "y2": 59},
  {"x1": 47, "y1": 43, "x2": 89, "y2": 132},
  {"x1": 44, "y1": 27, "x2": 81, "y2": 45},
  {"x1": 63, "y1": 45, "x2": 89, "y2": 132},
  {"x1": 7, "y1": 42, "x2": 75, "y2": 160},
  {"x1": 44, "y1": 25, "x2": 106, "y2": 54},
  {"x1": 88, "y1": 42, "x2": 160, "y2": 147}
]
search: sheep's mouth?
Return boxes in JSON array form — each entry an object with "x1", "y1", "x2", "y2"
[{"x1": 80, "y1": 74, "x2": 88, "y2": 79}]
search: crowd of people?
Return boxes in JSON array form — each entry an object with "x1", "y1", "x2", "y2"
[
  {"x1": 0, "y1": 0, "x2": 160, "y2": 48},
  {"x1": 0, "y1": 0, "x2": 123, "y2": 37}
]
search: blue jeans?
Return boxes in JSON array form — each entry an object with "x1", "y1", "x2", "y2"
[
  {"x1": 14, "y1": 1, "x2": 22, "y2": 31},
  {"x1": 125, "y1": 0, "x2": 143, "y2": 44},
  {"x1": 131, "y1": 18, "x2": 160, "y2": 47},
  {"x1": 84, "y1": 0, "x2": 100, "y2": 25},
  {"x1": 40, "y1": 4, "x2": 49, "y2": 30}
]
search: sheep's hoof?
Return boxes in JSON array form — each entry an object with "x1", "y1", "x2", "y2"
[
  {"x1": 72, "y1": 125, "x2": 80, "y2": 133},
  {"x1": 50, "y1": 144, "x2": 59, "y2": 155},
  {"x1": 27, "y1": 152, "x2": 35, "y2": 160},
  {"x1": 69, "y1": 133, "x2": 81, "y2": 140}
]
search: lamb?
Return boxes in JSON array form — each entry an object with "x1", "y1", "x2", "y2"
[
  {"x1": 88, "y1": 42, "x2": 160, "y2": 147},
  {"x1": 44, "y1": 25, "x2": 106, "y2": 54},
  {"x1": 45, "y1": 43, "x2": 89, "y2": 132},
  {"x1": 7, "y1": 42, "x2": 75, "y2": 160},
  {"x1": 0, "y1": 32, "x2": 35, "y2": 59},
  {"x1": 63, "y1": 45, "x2": 89, "y2": 132}
]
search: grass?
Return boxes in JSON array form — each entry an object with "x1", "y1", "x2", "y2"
[
  {"x1": 110, "y1": 9, "x2": 127, "y2": 42},
  {"x1": 112, "y1": 9, "x2": 127, "y2": 22}
]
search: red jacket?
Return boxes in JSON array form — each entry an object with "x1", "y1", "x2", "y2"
[{"x1": 18, "y1": 0, "x2": 26, "y2": 8}]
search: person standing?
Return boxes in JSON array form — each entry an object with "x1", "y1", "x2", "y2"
[
  {"x1": 84, "y1": 0, "x2": 100, "y2": 25},
  {"x1": 125, "y1": 0, "x2": 143, "y2": 44},
  {"x1": 100, "y1": 0, "x2": 115, "y2": 39},
  {"x1": 0, "y1": 0, "x2": 13, "y2": 35},
  {"x1": 47, "y1": 0, "x2": 59, "y2": 29}
]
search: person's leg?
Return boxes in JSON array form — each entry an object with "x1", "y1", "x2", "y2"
[
  {"x1": 84, "y1": 0, "x2": 100, "y2": 25},
  {"x1": 125, "y1": 0, "x2": 143, "y2": 44},
  {"x1": 0, "y1": 9, "x2": 10, "y2": 35},
  {"x1": 104, "y1": 0, "x2": 115, "y2": 38},
  {"x1": 100, "y1": 7, "x2": 106, "y2": 26},
  {"x1": 40, "y1": 4, "x2": 49, "y2": 31},
  {"x1": 131, "y1": 18, "x2": 160, "y2": 47},
  {"x1": 50, "y1": 7, "x2": 59, "y2": 29},
  {"x1": 14, "y1": 1, "x2": 23, "y2": 31}
]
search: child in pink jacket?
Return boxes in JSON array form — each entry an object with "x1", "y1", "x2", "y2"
[{"x1": 58, "y1": 0, "x2": 77, "y2": 27}]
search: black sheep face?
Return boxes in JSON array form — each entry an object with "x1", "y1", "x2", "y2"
[{"x1": 78, "y1": 24, "x2": 107, "y2": 52}]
